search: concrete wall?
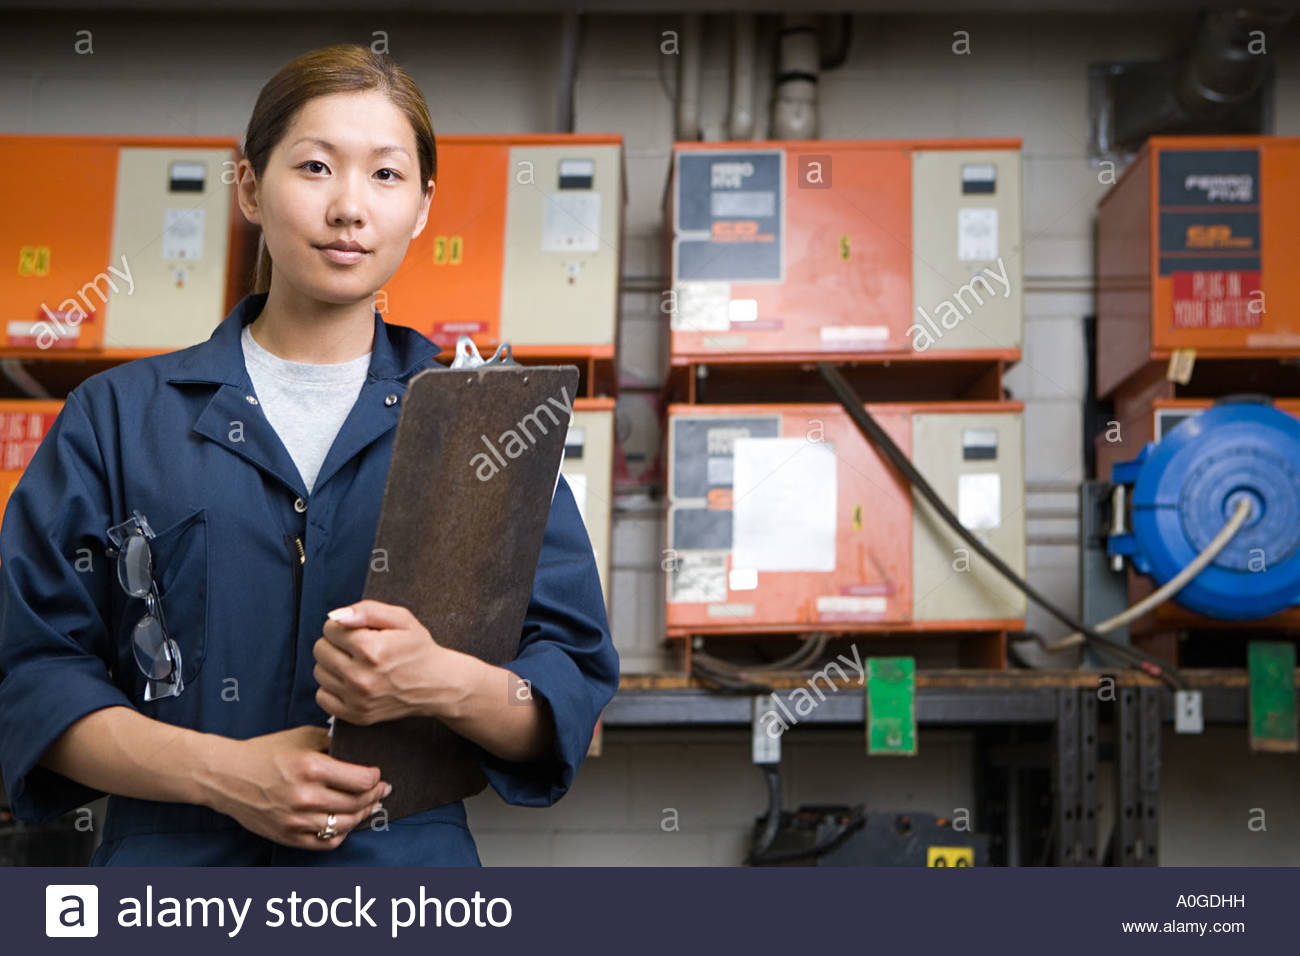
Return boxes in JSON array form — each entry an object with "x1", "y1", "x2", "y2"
[{"x1": 3, "y1": 10, "x2": 1297, "y2": 865}]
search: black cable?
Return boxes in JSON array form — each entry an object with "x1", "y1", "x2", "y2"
[
  {"x1": 749, "y1": 764, "x2": 784, "y2": 860},
  {"x1": 747, "y1": 805, "x2": 868, "y2": 865},
  {"x1": 690, "y1": 658, "x2": 776, "y2": 695},
  {"x1": 816, "y1": 363, "x2": 1187, "y2": 691},
  {"x1": 694, "y1": 632, "x2": 830, "y2": 677}
]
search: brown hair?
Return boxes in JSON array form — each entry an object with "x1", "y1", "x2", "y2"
[{"x1": 242, "y1": 44, "x2": 437, "y2": 294}]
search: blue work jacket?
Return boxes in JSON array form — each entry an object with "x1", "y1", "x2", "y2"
[{"x1": 0, "y1": 292, "x2": 619, "y2": 866}]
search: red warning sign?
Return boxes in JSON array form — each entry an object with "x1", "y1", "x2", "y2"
[{"x1": 1171, "y1": 270, "x2": 1262, "y2": 329}]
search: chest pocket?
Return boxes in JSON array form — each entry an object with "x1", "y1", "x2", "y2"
[{"x1": 118, "y1": 507, "x2": 210, "y2": 700}]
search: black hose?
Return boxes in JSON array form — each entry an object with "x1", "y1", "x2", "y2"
[
  {"x1": 690, "y1": 658, "x2": 776, "y2": 695},
  {"x1": 816, "y1": 363, "x2": 1186, "y2": 690},
  {"x1": 748, "y1": 764, "x2": 784, "y2": 860},
  {"x1": 694, "y1": 632, "x2": 830, "y2": 677}
]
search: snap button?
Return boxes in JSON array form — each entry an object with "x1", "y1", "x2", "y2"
[
  {"x1": 245, "y1": 394, "x2": 259, "y2": 405},
  {"x1": 293, "y1": 497, "x2": 307, "y2": 513},
  {"x1": 384, "y1": 393, "x2": 398, "y2": 407}
]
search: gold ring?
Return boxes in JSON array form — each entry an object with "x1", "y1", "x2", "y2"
[{"x1": 316, "y1": 813, "x2": 338, "y2": 840}]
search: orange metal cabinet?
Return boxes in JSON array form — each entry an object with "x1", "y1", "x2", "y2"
[
  {"x1": 667, "y1": 139, "x2": 1023, "y2": 363},
  {"x1": 0, "y1": 136, "x2": 253, "y2": 352},
  {"x1": 379, "y1": 134, "x2": 624, "y2": 352},
  {"x1": 1096, "y1": 136, "x2": 1300, "y2": 397},
  {"x1": 665, "y1": 401, "x2": 1026, "y2": 635}
]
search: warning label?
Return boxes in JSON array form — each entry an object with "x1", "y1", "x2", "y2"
[
  {"x1": 0, "y1": 409, "x2": 57, "y2": 470},
  {"x1": 1171, "y1": 271, "x2": 1262, "y2": 329}
]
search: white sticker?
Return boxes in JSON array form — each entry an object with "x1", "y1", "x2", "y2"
[
  {"x1": 706, "y1": 603, "x2": 755, "y2": 618},
  {"x1": 816, "y1": 595, "x2": 887, "y2": 615},
  {"x1": 728, "y1": 299, "x2": 759, "y2": 323},
  {"x1": 542, "y1": 192, "x2": 600, "y2": 252},
  {"x1": 163, "y1": 207, "x2": 205, "y2": 260},
  {"x1": 957, "y1": 207, "x2": 998, "y2": 261},
  {"x1": 8, "y1": 320, "x2": 78, "y2": 341},
  {"x1": 820, "y1": 325, "x2": 890, "y2": 346},
  {"x1": 1247, "y1": 331, "x2": 1300, "y2": 348},
  {"x1": 701, "y1": 333, "x2": 749, "y2": 349},
  {"x1": 729, "y1": 567, "x2": 758, "y2": 591},
  {"x1": 732, "y1": 437, "x2": 837, "y2": 572},
  {"x1": 674, "y1": 282, "x2": 731, "y2": 332},
  {"x1": 1174, "y1": 690, "x2": 1204, "y2": 734},
  {"x1": 958, "y1": 472, "x2": 1001, "y2": 529},
  {"x1": 669, "y1": 552, "x2": 727, "y2": 603}
]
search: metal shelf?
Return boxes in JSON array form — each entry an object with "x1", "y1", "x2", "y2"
[
  {"x1": 605, "y1": 686, "x2": 1059, "y2": 726},
  {"x1": 606, "y1": 669, "x2": 1282, "y2": 728},
  {"x1": 602, "y1": 670, "x2": 1298, "y2": 866}
]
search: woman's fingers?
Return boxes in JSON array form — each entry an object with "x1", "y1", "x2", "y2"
[
  {"x1": 290, "y1": 802, "x2": 382, "y2": 850},
  {"x1": 308, "y1": 751, "x2": 383, "y2": 794},
  {"x1": 294, "y1": 780, "x2": 388, "y2": 817}
]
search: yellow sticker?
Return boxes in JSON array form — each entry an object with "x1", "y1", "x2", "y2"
[
  {"x1": 432, "y1": 235, "x2": 464, "y2": 265},
  {"x1": 1167, "y1": 348, "x2": 1196, "y2": 384},
  {"x1": 17, "y1": 245, "x2": 51, "y2": 277},
  {"x1": 927, "y1": 846, "x2": 974, "y2": 867},
  {"x1": 839, "y1": 235, "x2": 851, "y2": 261},
  {"x1": 852, "y1": 504, "x2": 862, "y2": 531}
]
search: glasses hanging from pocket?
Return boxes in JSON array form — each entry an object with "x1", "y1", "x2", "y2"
[{"x1": 106, "y1": 510, "x2": 184, "y2": 701}]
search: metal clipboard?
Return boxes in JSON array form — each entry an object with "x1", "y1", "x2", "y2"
[{"x1": 329, "y1": 341, "x2": 580, "y2": 824}]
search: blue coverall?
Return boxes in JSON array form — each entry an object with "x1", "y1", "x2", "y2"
[{"x1": 0, "y1": 292, "x2": 619, "y2": 865}]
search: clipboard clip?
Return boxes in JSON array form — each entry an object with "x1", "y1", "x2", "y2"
[{"x1": 450, "y1": 336, "x2": 519, "y2": 369}]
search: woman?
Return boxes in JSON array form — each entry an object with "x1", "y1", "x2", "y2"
[{"x1": 0, "y1": 45, "x2": 618, "y2": 866}]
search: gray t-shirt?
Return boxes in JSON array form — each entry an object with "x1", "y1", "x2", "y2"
[{"x1": 240, "y1": 323, "x2": 372, "y2": 495}]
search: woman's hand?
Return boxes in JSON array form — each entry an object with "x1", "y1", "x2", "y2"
[
  {"x1": 312, "y1": 599, "x2": 556, "y2": 765},
  {"x1": 313, "y1": 599, "x2": 466, "y2": 725},
  {"x1": 204, "y1": 725, "x2": 391, "y2": 851}
]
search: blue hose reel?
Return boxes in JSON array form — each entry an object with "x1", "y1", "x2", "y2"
[{"x1": 1108, "y1": 400, "x2": 1300, "y2": 620}]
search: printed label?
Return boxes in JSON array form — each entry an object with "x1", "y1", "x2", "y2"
[
  {"x1": 668, "y1": 552, "x2": 727, "y2": 604},
  {"x1": 958, "y1": 208, "x2": 998, "y2": 261},
  {"x1": 1171, "y1": 271, "x2": 1262, "y2": 329},
  {"x1": 676, "y1": 150, "x2": 783, "y2": 282}
]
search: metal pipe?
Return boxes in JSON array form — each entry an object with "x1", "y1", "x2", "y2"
[
  {"x1": 1176, "y1": 9, "x2": 1294, "y2": 114},
  {"x1": 676, "y1": 14, "x2": 703, "y2": 141},
  {"x1": 554, "y1": 12, "x2": 580, "y2": 133},
  {"x1": 729, "y1": 14, "x2": 757, "y2": 140},
  {"x1": 771, "y1": 14, "x2": 819, "y2": 140}
]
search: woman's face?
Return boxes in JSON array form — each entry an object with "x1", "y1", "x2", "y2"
[{"x1": 239, "y1": 89, "x2": 433, "y2": 306}]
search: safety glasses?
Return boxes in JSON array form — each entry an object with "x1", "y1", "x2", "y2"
[{"x1": 105, "y1": 510, "x2": 184, "y2": 701}]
